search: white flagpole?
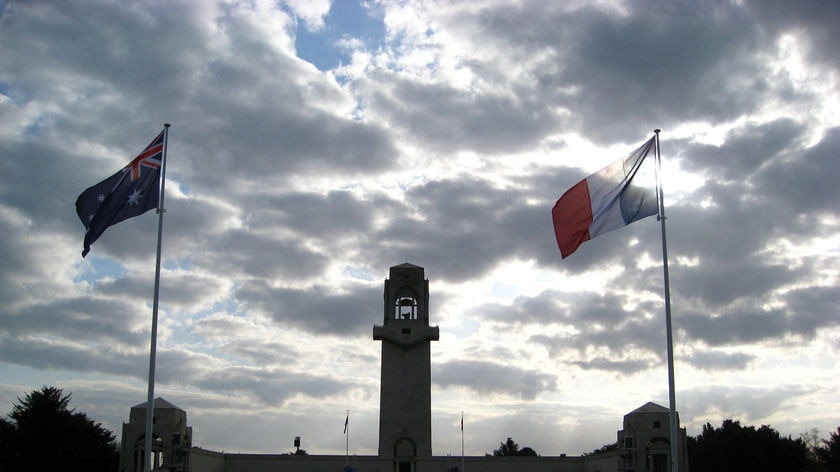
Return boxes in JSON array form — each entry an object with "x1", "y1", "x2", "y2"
[
  {"x1": 143, "y1": 123, "x2": 170, "y2": 472},
  {"x1": 654, "y1": 129, "x2": 679, "y2": 472}
]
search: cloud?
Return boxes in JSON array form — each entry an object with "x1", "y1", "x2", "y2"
[
  {"x1": 569, "y1": 356, "x2": 653, "y2": 374},
  {"x1": 684, "y1": 350, "x2": 755, "y2": 371},
  {"x1": 285, "y1": 0, "x2": 332, "y2": 31},
  {"x1": 681, "y1": 119, "x2": 807, "y2": 181},
  {"x1": 681, "y1": 384, "x2": 810, "y2": 425},
  {"x1": 434, "y1": 359, "x2": 557, "y2": 400},
  {"x1": 192, "y1": 365, "x2": 352, "y2": 406},
  {"x1": 754, "y1": 126, "x2": 840, "y2": 214},
  {"x1": 237, "y1": 281, "x2": 382, "y2": 335}
]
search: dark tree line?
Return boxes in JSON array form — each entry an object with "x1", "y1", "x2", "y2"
[
  {"x1": 820, "y1": 427, "x2": 840, "y2": 471},
  {"x1": 583, "y1": 442, "x2": 618, "y2": 456},
  {"x1": 687, "y1": 420, "x2": 810, "y2": 472},
  {"x1": 0, "y1": 386, "x2": 119, "y2": 472},
  {"x1": 688, "y1": 420, "x2": 840, "y2": 472},
  {"x1": 582, "y1": 420, "x2": 840, "y2": 472},
  {"x1": 489, "y1": 437, "x2": 538, "y2": 456}
]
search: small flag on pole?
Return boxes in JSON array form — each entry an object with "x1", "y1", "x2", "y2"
[
  {"x1": 460, "y1": 412, "x2": 463, "y2": 431},
  {"x1": 344, "y1": 412, "x2": 349, "y2": 434},
  {"x1": 75, "y1": 130, "x2": 165, "y2": 257},
  {"x1": 552, "y1": 136, "x2": 657, "y2": 258}
]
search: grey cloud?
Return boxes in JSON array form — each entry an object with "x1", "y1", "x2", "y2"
[
  {"x1": 673, "y1": 258, "x2": 804, "y2": 308},
  {"x1": 221, "y1": 339, "x2": 301, "y2": 367},
  {"x1": 97, "y1": 271, "x2": 229, "y2": 312},
  {"x1": 742, "y1": 0, "x2": 840, "y2": 69},
  {"x1": 0, "y1": 140, "x2": 90, "y2": 229},
  {"x1": 0, "y1": 336, "x2": 148, "y2": 379},
  {"x1": 467, "y1": 0, "x2": 779, "y2": 142},
  {"x1": 680, "y1": 384, "x2": 809, "y2": 424},
  {"x1": 370, "y1": 178, "x2": 556, "y2": 283},
  {"x1": 178, "y1": 109, "x2": 397, "y2": 185},
  {"x1": 190, "y1": 316, "x2": 300, "y2": 366},
  {"x1": 193, "y1": 228, "x2": 330, "y2": 281},
  {"x1": 364, "y1": 75, "x2": 561, "y2": 154},
  {"x1": 469, "y1": 294, "x2": 567, "y2": 326},
  {"x1": 0, "y1": 207, "x2": 65, "y2": 306},
  {"x1": 255, "y1": 190, "x2": 391, "y2": 238},
  {"x1": 563, "y1": 1, "x2": 782, "y2": 142},
  {"x1": 0, "y1": 330, "x2": 240, "y2": 391},
  {"x1": 681, "y1": 119, "x2": 807, "y2": 181},
  {"x1": 666, "y1": 192, "x2": 771, "y2": 263},
  {"x1": 684, "y1": 350, "x2": 755, "y2": 371},
  {"x1": 753, "y1": 126, "x2": 840, "y2": 214},
  {"x1": 236, "y1": 281, "x2": 381, "y2": 335},
  {"x1": 676, "y1": 123, "x2": 840, "y2": 225},
  {"x1": 569, "y1": 357, "x2": 653, "y2": 374},
  {"x1": 783, "y1": 285, "x2": 840, "y2": 340},
  {"x1": 463, "y1": 287, "x2": 671, "y2": 373},
  {"x1": 680, "y1": 302, "x2": 816, "y2": 347},
  {"x1": 193, "y1": 366, "x2": 354, "y2": 406},
  {"x1": 433, "y1": 359, "x2": 557, "y2": 400},
  {"x1": 3, "y1": 296, "x2": 148, "y2": 347}
]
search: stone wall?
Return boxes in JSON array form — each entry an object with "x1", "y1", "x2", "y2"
[{"x1": 186, "y1": 452, "x2": 592, "y2": 472}]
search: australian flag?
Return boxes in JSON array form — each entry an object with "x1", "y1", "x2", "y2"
[{"x1": 76, "y1": 129, "x2": 164, "y2": 257}]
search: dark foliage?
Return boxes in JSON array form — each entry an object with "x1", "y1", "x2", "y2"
[
  {"x1": 519, "y1": 446, "x2": 538, "y2": 456},
  {"x1": 282, "y1": 448, "x2": 309, "y2": 455},
  {"x1": 490, "y1": 437, "x2": 538, "y2": 456},
  {"x1": 818, "y1": 427, "x2": 840, "y2": 472},
  {"x1": 583, "y1": 442, "x2": 618, "y2": 456},
  {"x1": 0, "y1": 386, "x2": 119, "y2": 472},
  {"x1": 687, "y1": 419, "x2": 809, "y2": 472},
  {"x1": 0, "y1": 417, "x2": 14, "y2": 472}
]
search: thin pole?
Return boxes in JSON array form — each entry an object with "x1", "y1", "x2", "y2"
[
  {"x1": 460, "y1": 411, "x2": 465, "y2": 472},
  {"x1": 654, "y1": 129, "x2": 679, "y2": 472},
  {"x1": 345, "y1": 409, "x2": 349, "y2": 467},
  {"x1": 143, "y1": 123, "x2": 170, "y2": 472}
]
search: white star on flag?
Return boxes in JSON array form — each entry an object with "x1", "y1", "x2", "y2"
[{"x1": 126, "y1": 188, "x2": 143, "y2": 206}]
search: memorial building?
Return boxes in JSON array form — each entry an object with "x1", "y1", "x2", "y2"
[{"x1": 119, "y1": 263, "x2": 688, "y2": 472}]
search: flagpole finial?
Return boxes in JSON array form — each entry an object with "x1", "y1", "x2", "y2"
[
  {"x1": 164, "y1": 123, "x2": 171, "y2": 128},
  {"x1": 654, "y1": 128, "x2": 660, "y2": 134}
]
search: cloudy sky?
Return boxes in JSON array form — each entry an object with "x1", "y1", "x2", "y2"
[{"x1": 1, "y1": 0, "x2": 838, "y2": 457}]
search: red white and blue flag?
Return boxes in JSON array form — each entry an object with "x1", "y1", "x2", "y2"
[
  {"x1": 552, "y1": 136, "x2": 658, "y2": 258},
  {"x1": 76, "y1": 130, "x2": 164, "y2": 257}
]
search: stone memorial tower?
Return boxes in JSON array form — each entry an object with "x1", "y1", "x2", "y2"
[
  {"x1": 119, "y1": 398, "x2": 192, "y2": 472},
  {"x1": 373, "y1": 263, "x2": 439, "y2": 472}
]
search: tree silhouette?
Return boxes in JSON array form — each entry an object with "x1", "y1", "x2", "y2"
[
  {"x1": 1, "y1": 386, "x2": 118, "y2": 472},
  {"x1": 687, "y1": 419, "x2": 808, "y2": 472},
  {"x1": 0, "y1": 417, "x2": 15, "y2": 472},
  {"x1": 493, "y1": 437, "x2": 519, "y2": 456},
  {"x1": 518, "y1": 446, "x2": 538, "y2": 456},
  {"x1": 801, "y1": 428, "x2": 822, "y2": 464},
  {"x1": 491, "y1": 437, "x2": 538, "y2": 457},
  {"x1": 583, "y1": 442, "x2": 618, "y2": 456},
  {"x1": 818, "y1": 427, "x2": 840, "y2": 471}
]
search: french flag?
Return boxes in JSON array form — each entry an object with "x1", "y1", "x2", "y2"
[{"x1": 552, "y1": 136, "x2": 658, "y2": 259}]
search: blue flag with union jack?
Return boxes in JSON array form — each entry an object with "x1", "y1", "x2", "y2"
[{"x1": 76, "y1": 130, "x2": 164, "y2": 257}]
